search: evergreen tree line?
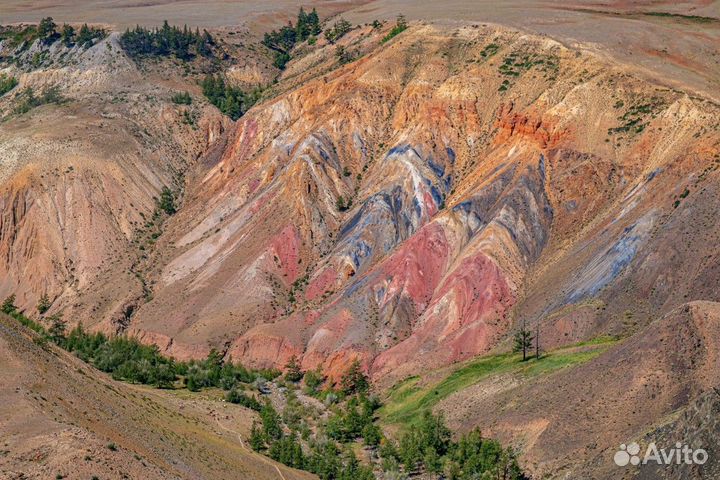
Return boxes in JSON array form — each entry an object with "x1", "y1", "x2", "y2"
[
  {"x1": 201, "y1": 74, "x2": 263, "y2": 121},
  {"x1": 1, "y1": 295, "x2": 279, "y2": 391},
  {"x1": 262, "y1": 7, "x2": 321, "y2": 69},
  {"x1": 36, "y1": 17, "x2": 106, "y2": 48},
  {"x1": 120, "y1": 21, "x2": 214, "y2": 60},
  {"x1": 2, "y1": 294, "x2": 527, "y2": 479}
]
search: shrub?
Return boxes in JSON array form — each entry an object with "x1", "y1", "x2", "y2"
[
  {"x1": 335, "y1": 45, "x2": 354, "y2": 65},
  {"x1": 226, "y1": 388, "x2": 262, "y2": 411},
  {"x1": 37, "y1": 294, "x2": 51, "y2": 314},
  {"x1": 324, "y1": 18, "x2": 352, "y2": 44},
  {"x1": 171, "y1": 91, "x2": 192, "y2": 105},
  {"x1": 156, "y1": 186, "x2": 176, "y2": 215},
  {"x1": 0, "y1": 74, "x2": 18, "y2": 97},
  {"x1": 303, "y1": 367, "x2": 324, "y2": 395},
  {"x1": 381, "y1": 14, "x2": 408, "y2": 43},
  {"x1": 1, "y1": 295, "x2": 17, "y2": 314}
]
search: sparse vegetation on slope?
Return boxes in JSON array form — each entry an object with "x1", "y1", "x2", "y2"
[
  {"x1": 381, "y1": 14, "x2": 408, "y2": 43},
  {"x1": 380, "y1": 337, "x2": 619, "y2": 427},
  {"x1": 380, "y1": 411, "x2": 526, "y2": 479},
  {"x1": 324, "y1": 18, "x2": 352, "y2": 44},
  {"x1": 262, "y1": 7, "x2": 321, "y2": 69},
  {"x1": 12, "y1": 85, "x2": 65, "y2": 114}
]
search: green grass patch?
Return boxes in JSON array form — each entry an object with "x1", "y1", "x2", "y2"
[{"x1": 380, "y1": 336, "x2": 618, "y2": 427}]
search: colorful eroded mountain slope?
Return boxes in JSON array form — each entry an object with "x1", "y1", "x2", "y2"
[{"x1": 111, "y1": 23, "x2": 720, "y2": 387}]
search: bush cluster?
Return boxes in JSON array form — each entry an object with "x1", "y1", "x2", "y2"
[
  {"x1": 200, "y1": 74, "x2": 263, "y2": 120},
  {"x1": 171, "y1": 91, "x2": 192, "y2": 105},
  {"x1": 380, "y1": 411, "x2": 526, "y2": 479},
  {"x1": 13, "y1": 86, "x2": 65, "y2": 115}
]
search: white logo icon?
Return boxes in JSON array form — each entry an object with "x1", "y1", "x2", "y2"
[{"x1": 614, "y1": 443, "x2": 641, "y2": 466}]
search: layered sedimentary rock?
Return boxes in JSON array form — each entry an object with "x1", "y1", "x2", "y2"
[
  {"x1": 114, "y1": 24, "x2": 720, "y2": 385},
  {"x1": 0, "y1": 34, "x2": 229, "y2": 328}
]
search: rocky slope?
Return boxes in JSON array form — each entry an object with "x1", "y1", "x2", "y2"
[
  {"x1": 435, "y1": 301, "x2": 720, "y2": 478},
  {"x1": 1, "y1": 6, "x2": 720, "y2": 479},
  {"x1": 0, "y1": 32, "x2": 233, "y2": 330},
  {"x1": 118, "y1": 22, "x2": 720, "y2": 385},
  {"x1": 0, "y1": 313, "x2": 314, "y2": 480}
]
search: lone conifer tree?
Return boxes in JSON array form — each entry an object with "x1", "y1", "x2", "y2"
[
  {"x1": 284, "y1": 355, "x2": 303, "y2": 382},
  {"x1": 513, "y1": 320, "x2": 534, "y2": 361}
]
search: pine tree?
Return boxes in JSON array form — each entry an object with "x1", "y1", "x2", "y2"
[
  {"x1": 303, "y1": 367, "x2": 324, "y2": 395},
  {"x1": 250, "y1": 420, "x2": 266, "y2": 451},
  {"x1": 38, "y1": 17, "x2": 57, "y2": 42},
  {"x1": 37, "y1": 294, "x2": 51, "y2": 314},
  {"x1": 1, "y1": 295, "x2": 17, "y2": 315},
  {"x1": 60, "y1": 24, "x2": 75, "y2": 47},
  {"x1": 284, "y1": 355, "x2": 303, "y2": 382},
  {"x1": 260, "y1": 400, "x2": 283, "y2": 440},
  {"x1": 340, "y1": 359, "x2": 369, "y2": 395},
  {"x1": 308, "y1": 9, "x2": 322, "y2": 35},
  {"x1": 513, "y1": 324, "x2": 534, "y2": 361},
  {"x1": 362, "y1": 422, "x2": 381, "y2": 446},
  {"x1": 47, "y1": 314, "x2": 66, "y2": 343}
]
